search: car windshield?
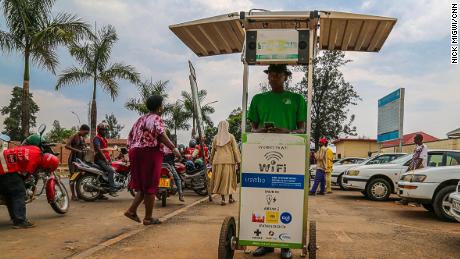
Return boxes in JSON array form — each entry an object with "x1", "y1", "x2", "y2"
[{"x1": 389, "y1": 154, "x2": 412, "y2": 164}]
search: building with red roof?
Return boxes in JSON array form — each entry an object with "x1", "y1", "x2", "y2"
[{"x1": 380, "y1": 132, "x2": 439, "y2": 148}]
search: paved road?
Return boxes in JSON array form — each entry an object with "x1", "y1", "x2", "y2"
[
  {"x1": 0, "y1": 179, "x2": 205, "y2": 259},
  {"x1": 88, "y1": 188, "x2": 460, "y2": 259}
]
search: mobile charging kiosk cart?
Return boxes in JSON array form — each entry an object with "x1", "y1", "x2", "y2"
[{"x1": 170, "y1": 10, "x2": 396, "y2": 258}]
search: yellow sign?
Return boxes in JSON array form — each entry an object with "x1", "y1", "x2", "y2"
[{"x1": 265, "y1": 211, "x2": 280, "y2": 224}]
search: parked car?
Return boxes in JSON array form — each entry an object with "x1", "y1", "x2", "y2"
[
  {"x1": 449, "y1": 181, "x2": 460, "y2": 222},
  {"x1": 398, "y1": 165, "x2": 460, "y2": 221},
  {"x1": 333, "y1": 154, "x2": 405, "y2": 190},
  {"x1": 343, "y1": 150, "x2": 460, "y2": 201}
]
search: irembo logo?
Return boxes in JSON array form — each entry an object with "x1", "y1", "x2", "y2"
[{"x1": 259, "y1": 151, "x2": 287, "y2": 173}]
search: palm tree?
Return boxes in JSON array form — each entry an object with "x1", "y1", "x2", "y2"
[
  {"x1": 164, "y1": 101, "x2": 190, "y2": 145},
  {"x1": 0, "y1": 0, "x2": 91, "y2": 138},
  {"x1": 180, "y1": 89, "x2": 215, "y2": 136},
  {"x1": 55, "y1": 25, "x2": 140, "y2": 138},
  {"x1": 125, "y1": 79, "x2": 169, "y2": 115}
]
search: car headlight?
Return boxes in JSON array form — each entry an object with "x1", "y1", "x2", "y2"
[
  {"x1": 347, "y1": 170, "x2": 359, "y2": 176},
  {"x1": 400, "y1": 174, "x2": 427, "y2": 182}
]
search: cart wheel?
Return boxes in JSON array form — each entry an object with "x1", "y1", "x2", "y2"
[
  {"x1": 308, "y1": 221, "x2": 317, "y2": 259},
  {"x1": 218, "y1": 216, "x2": 236, "y2": 259}
]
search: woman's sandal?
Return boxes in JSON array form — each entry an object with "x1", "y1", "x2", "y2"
[
  {"x1": 221, "y1": 201, "x2": 226, "y2": 206},
  {"x1": 143, "y1": 218, "x2": 162, "y2": 225},
  {"x1": 229, "y1": 198, "x2": 236, "y2": 204},
  {"x1": 124, "y1": 211, "x2": 141, "y2": 223}
]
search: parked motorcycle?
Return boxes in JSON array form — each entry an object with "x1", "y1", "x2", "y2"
[
  {"x1": 156, "y1": 163, "x2": 179, "y2": 207},
  {"x1": 175, "y1": 160, "x2": 209, "y2": 196},
  {"x1": 72, "y1": 157, "x2": 131, "y2": 201},
  {"x1": 0, "y1": 125, "x2": 70, "y2": 214}
]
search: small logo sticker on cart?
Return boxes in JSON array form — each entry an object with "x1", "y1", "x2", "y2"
[{"x1": 280, "y1": 212, "x2": 292, "y2": 224}]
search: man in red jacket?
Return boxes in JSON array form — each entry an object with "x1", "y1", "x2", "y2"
[{"x1": 0, "y1": 145, "x2": 42, "y2": 228}]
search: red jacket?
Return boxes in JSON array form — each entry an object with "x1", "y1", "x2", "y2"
[{"x1": 0, "y1": 146, "x2": 42, "y2": 175}]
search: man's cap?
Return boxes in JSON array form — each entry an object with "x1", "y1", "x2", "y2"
[{"x1": 264, "y1": 64, "x2": 292, "y2": 76}]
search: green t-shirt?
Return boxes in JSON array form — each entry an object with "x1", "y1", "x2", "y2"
[{"x1": 247, "y1": 91, "x2": 307, "y2": 130}]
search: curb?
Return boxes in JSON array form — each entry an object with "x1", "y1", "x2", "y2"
[{"x1": 69, "y1": 195, "x2": 215, "y2": 259}]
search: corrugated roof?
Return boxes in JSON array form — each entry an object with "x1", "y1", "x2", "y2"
[{"x1": 381, "y1": 132, "x2": 439, "y2": 148}]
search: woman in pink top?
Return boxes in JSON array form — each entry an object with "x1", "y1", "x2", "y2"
[{"x1": 124, "y1": 95, "x2": 181, "y2": 225}]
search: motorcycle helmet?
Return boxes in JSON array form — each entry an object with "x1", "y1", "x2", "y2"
[
  {"x1": 40, "y1": 153, "x2": 59, "y2": 172},
  {"x1": 194, "y1": 158, "x2": 204, "y2": 168},
  {"x1": 178, "y1": 144, "x2": 185, "y2": 152},
  {"x1": 24, "y1": 134, "x2": 44, "y2": 147},
  {"x1": 185, "y1": 160, "x2": 195, "y2": 171},
  {"x1": 189, "y1": 139, "x2": 197, "y2": 148}
]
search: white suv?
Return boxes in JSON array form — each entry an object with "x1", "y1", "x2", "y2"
[
  {"x1": 398, "y1": 165, "x2": 460, "y2": 221},
  {"x1": 343, "y1": 150, "x2": 460, "y2": 201}
]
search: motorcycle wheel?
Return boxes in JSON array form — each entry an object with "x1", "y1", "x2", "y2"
[
  {"x1": 161, "y1": 192, "x2": 167, "y2": 207},
  {"x1": 193, "y1": 187, "x2": 208, "y2": 196},
  {"x1": 76, "y1": 174, "x2": 101, "y2": 202},
  {"x1": 49, "y1": 181, "x2": 70, "y2": 214}
]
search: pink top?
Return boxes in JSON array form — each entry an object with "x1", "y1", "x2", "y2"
[{"x1": 128, "y1": 113, "x2": 165, "y2": 149}]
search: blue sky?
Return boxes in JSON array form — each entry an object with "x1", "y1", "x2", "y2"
[{"x1": 0, "y1": 0, "x2": 458, "y2": 143}]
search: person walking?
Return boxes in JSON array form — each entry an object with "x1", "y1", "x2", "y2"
[
  {"x1": 209, "y1": 121, "x2": 241, "y2": 205},
  {"x1": 65, "y1": 124, "x2": 90, "y2": 201},
  {"x1": 124, "y1": 95, "x2": 181, "y2": 225},
  {"x1": 325, "y1": 140, "x2": 334, "y2": 194},
  {"x1": 310, "y1": 138, "x2": 328, "y2": 196}
]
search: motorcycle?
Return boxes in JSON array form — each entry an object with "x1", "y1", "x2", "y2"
[
  {"x1": 175, "y1": 160, "x2": 209, "y2": 196},
  {"x1": 72, "y1": 157, "x2": 132, "y2": 202},
  {"x1": 156, "y1": 163, "x2": 178, "y2": 207},
  {"x1": 0, "y1": 125, "x2": 70, "y2": 214}
]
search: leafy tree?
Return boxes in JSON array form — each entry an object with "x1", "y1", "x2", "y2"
[
  {"x1": 45, "y1": 120, "x2": 76, "y2": 143},
  {"x1": 204, "y1": 125, "x2": 217, "y2": 147},
  {"x1": 180, "y1": 89, "x2": 215, "y2": 136},
  {"x1": 226, "y1": 107, "x2": 251, "y2": 143},
  {"x1": 125, "y1": 79, "x2": 170, "y2": 115},
  {"x1": 103, "y1": 113, "x2": 124, "y2": 139},
  {"x1": 292, "y1": 51, "x2": 360, "y2": 147},
  {"x1": 164, "y1": 101, "x2": 190, "y2": 145},
  {"x1": 55, "y1": 25, "x2": 140, "y2": 138},
  {"x1": 0, "y1": 0, "x2": 91, "y2": 137},
  {"x1": 1, "y1": 86, "x2": 39, "y2": 140}
]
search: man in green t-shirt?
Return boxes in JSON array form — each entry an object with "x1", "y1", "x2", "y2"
[
  {"x1": 248, "y1": 64, "x2": 307, "y2": 134},
  {"x1": 248, "y1": 64, "x2": 307, "y2": 259}
]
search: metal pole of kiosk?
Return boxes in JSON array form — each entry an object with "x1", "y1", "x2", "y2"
[
  {"x1": 302, "y1": 26, "x2": 316, "y2": 254},
  {"x1": 238, "y1": 61, "x2": 249, "y2": 243}
]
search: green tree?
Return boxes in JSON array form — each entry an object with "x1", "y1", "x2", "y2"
[
  {"x1": 164, "y1": 101, "x2": 190, "y2": 145},
  {"x1": 180, "y1": 89, "x2": 215, "y2": 136},
  {"x1": 103, "y1": 113, "x2": 124, "y2": 139},
  {"x1": 226, "y1": 107, "x2": 250, "y2": 143},
  {"x1": 1, "y1": 86, "x2": 39, "y2": 140},
  {"x1": 55, "y1": 25, "x2": 140, "y2": 138},
  {"x1": 125, "y1": 79, "x2": 170, "y2": 115},
  {"x1": 0, "y1": 0, "x2": 90, "y2": 137},
  {"x1": 293, "y1": 51, "x2": 360, "y2": 147},
  {"x1": 204, "y1": 125, "x2": 217, "y2": 147},
  {"x1": 45, "y1": 120, "x2": 76, "y2": 143}
]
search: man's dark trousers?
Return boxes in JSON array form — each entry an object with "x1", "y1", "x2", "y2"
[
  {"x1": 311, "y1": 169, "x2": 326, "y2": 194},
  {"x1": 0, "y1": 173, "x2": 27, "y2": 224}
]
